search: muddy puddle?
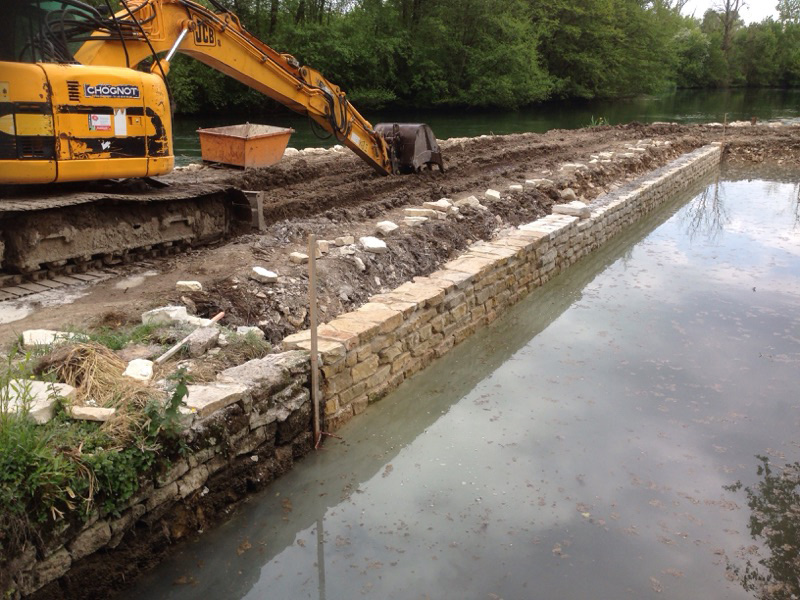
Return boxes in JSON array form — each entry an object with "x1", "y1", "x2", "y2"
[{"x1": 119, "y1": 166, "x2": 800, "y2": 600}]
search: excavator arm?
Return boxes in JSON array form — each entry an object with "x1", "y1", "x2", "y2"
[{"x1": 74, "y1": 0, "x2": 442, "y2": 175}]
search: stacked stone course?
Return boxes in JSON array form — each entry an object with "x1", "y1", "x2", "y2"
[{"x1": 283, "y1": 144, "x2": 722, "y2": 430}]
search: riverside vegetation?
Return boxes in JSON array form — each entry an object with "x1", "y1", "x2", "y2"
[{"x1": 79, "y1": 0, "x2": 800, "y2": 114}]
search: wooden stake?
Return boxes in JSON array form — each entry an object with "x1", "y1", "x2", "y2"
[
  {"x1": 155, "y1": 311, "x2": 225, "y2": 365},
  {"x1": 308, "y1": 234, "x2": 321, "y2": 446}
]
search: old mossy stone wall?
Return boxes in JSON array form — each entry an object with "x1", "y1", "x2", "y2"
[
  {"x1": 10, "y1": 351, "x2": 312, "y2": 598},
  {"x1": 283, "y1": 144, "x2": 722, "y2": 430},
  {"x1": 9, "y1": 143, "x2": 720, "y2": 598}
]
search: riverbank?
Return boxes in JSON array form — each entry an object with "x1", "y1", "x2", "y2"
[{"x1": 2, "y1": 122, "x2": 798, "y2": 599}]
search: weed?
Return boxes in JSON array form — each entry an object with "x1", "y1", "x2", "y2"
[{"x1": 588, "y1": 115, "x2": 608, "y2": 127}]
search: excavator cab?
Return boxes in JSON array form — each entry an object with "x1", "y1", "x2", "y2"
[{"x1": 375, "y1": 123, "x2": 444, "y2": 174}]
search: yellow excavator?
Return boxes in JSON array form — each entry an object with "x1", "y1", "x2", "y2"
[
  {"x1": 0, "y1": 0, "x2": 443, "y2": 279},
  {"x1": 0, "y1": 0, "x2": 443, "y2": 184}
]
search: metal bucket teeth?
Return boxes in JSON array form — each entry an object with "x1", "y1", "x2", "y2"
[{"x1": 374, "y1": 123, "x2": 444, "y2": 174}]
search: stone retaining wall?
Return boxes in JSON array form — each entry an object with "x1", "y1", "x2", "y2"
[
  {"x1": 283, "y1": 144, "x2": 722, "y2": 430},
  {"x1": 11, "y1": 352, "x2": 312, "y2": 598},
  {"x1": 10, "y1": 143, "x2": 720, "y2": 598}
]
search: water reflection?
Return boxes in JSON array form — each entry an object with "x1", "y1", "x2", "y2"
[
  {"x1": 680, "y1": 177, "x2": 730, "y2": 242},
  {"x1": 726, "y1": 457, "x2": 800, "y2": 600}
]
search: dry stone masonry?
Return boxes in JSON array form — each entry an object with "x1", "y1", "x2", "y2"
[{"x1": 283, "y1": 143, "x2": 722, "y2": 431}]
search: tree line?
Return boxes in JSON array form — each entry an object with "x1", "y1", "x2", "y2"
[{"x1": 122, "y1": 0, "x2": 800, "y2": 112}]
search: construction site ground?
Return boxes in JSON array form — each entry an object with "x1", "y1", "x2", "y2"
[{"x1": 1, "y1": 123, "x2": 797, "y2": 347}]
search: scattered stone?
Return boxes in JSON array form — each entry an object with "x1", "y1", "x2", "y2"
[
  {"x1": 284, "y1": 147, "x2": 299, "y2": 156},
  {"x1": 141, "y1": 306, "x2": 213, "y2": 327},
  {"x1": 485, "y1": 189, "x2": 502, "y2": 200},
  {"x1": 339, "y1": 246, "x2": 356, "y2": 256},
  {"x1": 560, "y1": 188, "x2": 578, "y2": 201},
  {"x1": 376, "y1": 220, "x2": 399, "y2": 236},
  {"x1": 67, "y1": 405, "x2": 116, "y2": 422},
  {"x1": 455, "y1": 195, "x2": 481, "y2": 208},
  {"x1": 403, "y1": 216, "x2": 428, "y2": 227},
  {"x1": 448, "y1": 206, "x2": 460, "y2": 216},
  {"x1": 553, "y1": 200, "x2": 591, "y2": 219},
  {"x1": 524, "y1": 178, "x2": 554, "y2": 189},
  {"x1": 175, "y1": 281, "x2": 203, "y2": 292},
  {"x1": 182, "y1": 383, "x2": 248, "y2": 418},
  {"x1": 354, "y1": 256, "x2": 366, "y2": 272},
  {"x1": 124, "y1": 359, "x2": 154, "y2": 381},
  {"x1": 423, "y1": 198, "x2": 452, "y2": 212},
  {"x1": 508, "y1": 184, "x2": 524, "y2": 191},
  {"x1": 289, "y1": 252, "x2": 309, "y2": 264},
  {"x1": 360, "y1": 236, "x2": 388, "y2": 254},
  {"x1": 561, "y1": 162, "x2": 587, "y2": 170},
  {"x1": 404, "y1": 208, "x2": 438, "y2": 219},
  {"x1": 21, "y1": 329, "x2": 85, "y2": 348},
  {"x1": 236, "y1": 326, "x2": 266, "y2": 340},
  {"x1": 335, "y1": 235, "x2": 355, "y2": 246},
  {"x1": 187, "y1": 327, "x2": 220, "y2": 358},
  {"x1": 250, "y1": 266, "x2": 278, "y2": 284},
  {"x1": 7, "y1": 381, "x2": 76, "y2": 424},
  {"x1": 317, "y1": 240, "x2": 331, "y2": 254}
]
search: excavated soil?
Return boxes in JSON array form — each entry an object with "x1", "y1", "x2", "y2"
[{"x1": 1, "y1": 123, "x2": 798, "y2": 347}]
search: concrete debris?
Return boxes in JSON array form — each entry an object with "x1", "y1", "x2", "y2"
[
  {"x1": 141, "y1": 306, "x2": 213, "y2": 328},
  {"x1": 175, "y1": 281, "x2": 203, "y2": 292},
  {"x1": 289, "y1": 252, "x2": 309, "y2": 265},
  {"x1": 376, "y1": 221, "x2": 399, "y2": 236},
  {"x1": 335, "y1": 235, "x2": 355, "y2": 246},
  {"x1": 236, "y1": 326, "x2": 266, "y2": 340},
  {"x1": 455, "y1": 195, "x2": 481, "y2": 208},
  {"x1": 187, "y1": 327, "x2": 220, "y2": 358},
  {"x1": 124, "y1": 359, "x2": 154, "y2": 381},
  {"x1": 22, "y1": 329, "x2": 86, "y2": 348},
  {"x1": 560, "y1": 188, "x2": 578, "y2": 201},
  {"x1": 553, "y1": 200, "x2": 591, "y2": 219},
  {"x1": 423, "y1": 199, "x2": 452, "y2": 212},
  {"x1": 485, "y1": 189, "x2": 502, "y2": 200},
  {"x1": 7, "y1": 380, "x2": 76, "y2": 424},
  {"x1": 250, "y1": 266, "x2": 278, "y2": 284},
  {"x1": 67, "y1": 405, "x2": 116, "y2": 422},
  {"x1": 360, "y1": 236, "x2": 388, "y2": 254}
]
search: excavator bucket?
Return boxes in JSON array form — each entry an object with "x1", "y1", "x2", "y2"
[{"x1": 374, "y1": 123, "x2": 444, "y2": 174}]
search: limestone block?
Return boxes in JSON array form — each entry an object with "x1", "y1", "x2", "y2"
[
  {"x1": 454, "y1": 195, "x2": 480, "y2": 208},
  {"x1": 289, "y1": 252, "x2": 309, "y2": 264},
  {"x1": 376, "y1": 220, "x2": 399, "y2": 236},
  {"x1": 553, "y1": 201, "x2": 591, "y2": 219},
  {"x1": 183, "y1": 383, "x2": 248, "y2": 417},
  {"x1": 360, "y1": 236, "x2": 388, "y2": 254},
  {"x1": 317, "y1": 240, "x2": 331, "y2": 254},
  {"x1": 524, "y1": 178, "x2": 554, "y2": 189},
  {"x1": 236, "y1": 326, "x2": 266, "y2": 340},
  {"x1": 250, "y1": 267, "x2": 278, "y2": 284},
  {"x1": 485, "y1": 189, "x2": 502, "y2": 200},
  {"x1": 67, "y1": 405, "x2": 116, "y2": 422},
  {"x1": 141, "y1": 306, "x2": 212, "y2": 327},
  {"x1": 68, "y1": 521, "x2": 111, "y2": 561},
  {"x1": 404, "y1": 208, "x2": 438, "y2": 219},
  {"x1": 7, "y1": 380, "x2": 75, "y2": 424},
  {"x1": 288, "y1": 338, "x2": 346, "y2": 365},
  {"x1": 187, "y1": 327, "x2": 220, "y2": 358},
  {"x1": 218, "y1": 350, "x2": 308, "y2": 387},
  {"x1": 351, "y1": 303, "x2": 403, "y2": 333},
  {"x1": 123, "y1": 359, "x2": 154, "y2": 381},
  {"x1": 560, "y1": 188, "x2": 578, "y2": 202},
  {"x1": 24, "y1": 548, "x2": 71, "y2": 594},
  {"x1": 21, "y1": 329, "x2": 85, "y2": 348},
  {"x1": 335, "y1": 235, "x2": 355, "y2": 246},
  {"x1": 176, "y1": 281, "x2": 203, "y2": 292},
  {"x1": 403, "y1": 216, "x2": 428, "y2": 227},
  {"x1": 508, "y1": 184, "x2": 524, "y2": 192},
  {"x1": 423, "y1": 198, "x2": 452, "y2": 212}
]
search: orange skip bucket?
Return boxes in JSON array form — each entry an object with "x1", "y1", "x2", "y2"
[{"x1": 197, "y1": 123, "x2": 295, "y2": 169}]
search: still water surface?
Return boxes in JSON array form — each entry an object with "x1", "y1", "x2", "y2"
[
  {"x1": 123, "y1": 167, "x2": 800, "y2": 599},
  {"x1": 173, "y1": 88, "x2": 800, "y2": 165}
]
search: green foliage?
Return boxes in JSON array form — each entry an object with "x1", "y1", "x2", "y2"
[
  {"x1": 726, "y1": 456, "x2": 800, "y2": 600},
  {"x1": 87, "y1": 323, "x2": 160, "y2": 352}
]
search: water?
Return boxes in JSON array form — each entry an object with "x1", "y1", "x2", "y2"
[
  {"x1": 121, "y1": 166, "x2": 800, "y2": 599},
  {"x1": 173, "y1": 88, "x2": 800, "y2": 165}
]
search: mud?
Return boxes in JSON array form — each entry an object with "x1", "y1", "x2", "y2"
[{"x1": 0, "y1": 123, "x2": 796, "y2": 347}]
